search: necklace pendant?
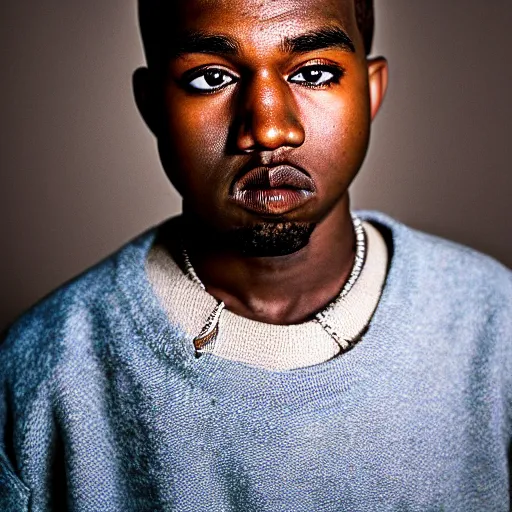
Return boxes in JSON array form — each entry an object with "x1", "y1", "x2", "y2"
[
  {"x1": 193, "y1": 301, "x2": 225, "y2": 358},
  {"x1": 194, "y1": 325, "x2": 219, "y2": 356}
]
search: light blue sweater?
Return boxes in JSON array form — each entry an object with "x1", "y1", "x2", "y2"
[{"x1": 1, "y1": 211, "x2": 511, "y2": 511}]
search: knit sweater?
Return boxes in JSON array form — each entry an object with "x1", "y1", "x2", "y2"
[{"x1": 1, "y1": 211, "x2": 511, "y2": 512}]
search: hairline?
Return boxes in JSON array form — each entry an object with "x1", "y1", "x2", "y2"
[{"x1": 138, "y1": 0, "x2": 374, "y2": 68}]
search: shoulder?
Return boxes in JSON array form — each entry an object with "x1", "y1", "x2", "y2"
[
  {"x1": 361, "y1": 211, "x2": 512, "y2": 393},
  {"x1": 360, "y1": 210, "x2": 511, "y2": 293},
  {"x1": 359, "y1": 210, "x2": 512, "y2": 325},
  {"x1": 0, "y1": 229, "x2": 156, "y2": 387},
  {"x1": 360, "y1": 211, "x2": 512, "y2": 417}
]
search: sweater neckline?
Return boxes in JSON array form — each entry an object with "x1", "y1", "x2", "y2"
[
  {"x1": 146, "y1": 220, "x2": 388, "y2": 370},
  {"x1": 115, "y1": 211, "x2": 415, "y2": 407}
]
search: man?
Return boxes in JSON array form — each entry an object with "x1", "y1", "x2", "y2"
[{"x1": 1, "y1": 0, "x2": 511, "y2": 510}]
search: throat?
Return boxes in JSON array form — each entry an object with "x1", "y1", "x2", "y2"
[
  {"x1": 187, "y1": 231, "x2": 362, "y2": 326},
  {"x1": 207, "y1": 272, "x2": 356, "y2": 325},
  {"x1": 178, "y1": 210, "x2": 363, "y2": 326}
]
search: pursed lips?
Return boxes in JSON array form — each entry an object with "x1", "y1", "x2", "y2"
[{"x1": 229, "y1": 165, "x2": 317, "y2": 215}]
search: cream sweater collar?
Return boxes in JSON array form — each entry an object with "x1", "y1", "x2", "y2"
[{"x1": 146, "y1": 219, "x2": 388, "y2": 370}]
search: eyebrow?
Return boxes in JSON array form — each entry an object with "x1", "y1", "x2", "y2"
[
  {"x1": 170, "y1": 26, "x2": 355, "y2": 59},
  {"x1": 281, "y1": 27, "x2": 355, "y2": 54},
  {"x1": 171, "y1": 32, "x2": 240, "y2": 58}
]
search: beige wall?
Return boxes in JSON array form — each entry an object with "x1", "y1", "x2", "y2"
[{"x1": 1, "y1": 0, "x2": 511, "y2": 330}]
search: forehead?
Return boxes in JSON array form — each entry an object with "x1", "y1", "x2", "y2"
[{"x1": 168, "y1": 0, "x2": 358, "y2": 43}]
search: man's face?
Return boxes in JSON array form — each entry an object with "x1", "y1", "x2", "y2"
[{"x1": 139, "y1": 0, "x2": 384, "y2": 251}]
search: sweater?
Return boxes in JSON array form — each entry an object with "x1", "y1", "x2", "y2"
[
  {"x1": 1, "y1": 211, "x2": 511, "y2": 512},
  {"x1": 146, "y1": 220, "x2": 389, "y2": 370}
]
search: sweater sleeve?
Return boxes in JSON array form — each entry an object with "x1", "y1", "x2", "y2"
[
  {"x1": 500, "y1": 272, "x2": 512, "y2": 505},
  {"x1": 0, "y1": 299, "x2": 63, "y2": 512},
  {"x1": 0, "y1": 357, "x2": 31, "y2": 512}
]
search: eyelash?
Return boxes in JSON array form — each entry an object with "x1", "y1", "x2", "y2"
[
  {"x1": 183, "y1": 62, "x2": 345, "y2": 94},
  {"x1": 288, "y1": 63, "x2": 345, "y2": 89}
]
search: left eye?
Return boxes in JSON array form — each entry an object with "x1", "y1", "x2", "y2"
[
  {"x1": 188, "y1": 69, "x2": 237, "y2": 92},
  {"x1": 289, "y1": 66, "x2": 338, "y2": 86}
]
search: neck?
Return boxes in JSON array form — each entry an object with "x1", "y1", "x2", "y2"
[{"x1": 175, "y1": 199, "x2": 356, "y2": 325}]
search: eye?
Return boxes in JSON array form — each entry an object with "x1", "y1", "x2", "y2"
[
  {"x1": 288, "y1": 65, "x2": 343, "y2": 88},
  {"x1": 187, "y1": 68, "x2": 237, "y2": 92}
]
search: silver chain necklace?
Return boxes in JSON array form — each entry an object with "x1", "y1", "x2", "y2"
[{"x1": 182, "y1": 214, "x2": 366, "y2": 355}]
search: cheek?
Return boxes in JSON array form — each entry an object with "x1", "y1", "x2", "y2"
[
  {"x1": 300, "y1": 84, "x2": 371, "y2": 189},
  {"x1": 161, "y1": 93, "x2": 230, "y2": 185}
]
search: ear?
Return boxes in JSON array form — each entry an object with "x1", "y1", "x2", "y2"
[
  {"x1": 133, "y1": 67, "x2": 161, "y2": 137},
  {"x1": 367, "y1": 57, "x2": 388, "y2": 120}
]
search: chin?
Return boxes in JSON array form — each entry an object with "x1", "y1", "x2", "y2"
[
  {"x1": 227, "y1": 221, "x2": 317, "y2": 258},
  {"x1": 181, "y1": 208, "x2": 318, "y2": 257}
]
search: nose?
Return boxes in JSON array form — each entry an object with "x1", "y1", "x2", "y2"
[{"x1": 235, "y1": 70, "x2": 305, "y2": 152}]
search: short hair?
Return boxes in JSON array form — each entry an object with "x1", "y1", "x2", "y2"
[
  {"x1": 139, "y1": 0, "x2": 374, "y2": 67},
  {"x1": 355, "y1": 0, "x2": 374, "y2": 55}
]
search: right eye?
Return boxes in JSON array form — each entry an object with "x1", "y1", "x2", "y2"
[{"x1": 187, "y1": 68, "x2": 238, "y2": 92}]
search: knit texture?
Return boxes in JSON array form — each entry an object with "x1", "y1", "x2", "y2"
[
  {"x1": 146, "y1": 220, "x2": 388, "y2": 369},
  {"x1": 1, "y1": 211, "x2": 511, "y2": 511}
]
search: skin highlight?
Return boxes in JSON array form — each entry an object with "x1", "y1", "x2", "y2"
[{"x1": 134, "y1": 0, "x2": 388, "y2": 325}]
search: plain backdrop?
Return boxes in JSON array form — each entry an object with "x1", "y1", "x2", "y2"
[{"x1": 1, "y1": 0, "x2": 511, "y2": 331}]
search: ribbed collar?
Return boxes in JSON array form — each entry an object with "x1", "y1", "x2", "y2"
[{"x1": 146, "y1": 220, "x2": 388, "y2": 370}]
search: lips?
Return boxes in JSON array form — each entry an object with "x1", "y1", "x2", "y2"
[{"x1": 230, "y1": 165, "x2": 316, "y2": 215}]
